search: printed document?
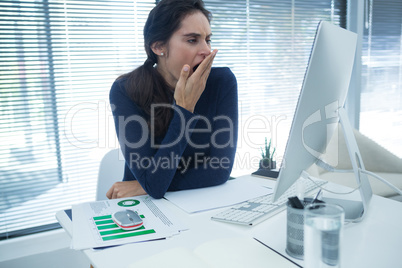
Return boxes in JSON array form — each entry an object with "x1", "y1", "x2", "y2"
[{"x1": 71, "y1": 195, "x2": 186, "y2": 250}]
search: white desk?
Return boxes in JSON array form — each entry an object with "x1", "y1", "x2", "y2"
[{"x1": 56, "y1": 175, "x2": 402, "y2": 268}]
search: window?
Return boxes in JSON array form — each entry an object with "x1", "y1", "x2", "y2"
[
  {"x1": 0, "y1": 0, "x2": 346, "y2": 239},
  {"x1": 0, "y1": 0, "x2": 155, "y2": 239},
  {"x1": 360, "y1": 0, "x2": 402, "y2": 158},
  {"x1": 207, "y1": 0, "x2": 346, "y2": 175}
]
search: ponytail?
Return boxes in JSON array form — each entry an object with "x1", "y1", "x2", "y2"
[{"x1": 118, "y1": 58, "x2": 174, "y2": 137}]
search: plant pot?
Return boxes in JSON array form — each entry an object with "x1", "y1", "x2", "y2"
[{"x1": 259, "y1": 159, "x2": 276, "y2": 170}]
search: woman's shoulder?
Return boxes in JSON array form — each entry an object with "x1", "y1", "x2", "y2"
[
  {"x1": 110, "y1": 76, "x2": 128, "y2": 94},
  {"x1": 109, "y1": 76, "x2": 132, "y2": 104},
  {"x1": 109, "y1": 77, "x2": 134, "y2": 105},
  {"x1": 209, "y1": 67, "x2": 236, "y2": 81},
  {"x1": 207, "y1": 67, "x2": 237, "y2": 92}
]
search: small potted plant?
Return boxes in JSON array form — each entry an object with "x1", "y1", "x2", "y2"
[{"x1": 259, "y1": 138, "x2": 276, "y2": 170}]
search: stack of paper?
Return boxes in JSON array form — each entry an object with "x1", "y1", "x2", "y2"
[{"x1": 71, "y1": 196, "x2": 187, "y2": 250}]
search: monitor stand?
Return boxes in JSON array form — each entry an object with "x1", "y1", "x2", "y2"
[{"x1": 316, "y1": 107, "x2": 372, "y2": 222}]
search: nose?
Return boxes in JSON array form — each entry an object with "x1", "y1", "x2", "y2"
[{"x1": 199, "y1": 40, "x2": 211, "y2": 57}]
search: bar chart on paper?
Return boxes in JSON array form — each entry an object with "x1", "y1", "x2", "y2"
[
  {"x1": 93, "y1": 214, "x2": 156, "y2": 241},
  {"x1": 72, "y1": 196, "x2": 187, "y2": 250}
]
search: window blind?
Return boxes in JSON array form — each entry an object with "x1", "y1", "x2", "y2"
[
  {"x1": 205, "y1": 0, "x2": 346, "y2": 174},
  {"x1": 0, "y1": 0, "x2": 346, "y2": 239},
  {"x1": 0, "y1": 0, "x2": 155, "y2": 239},
  {"x1": 360, "y1": 0, "x2": 402, "y2": 158}
]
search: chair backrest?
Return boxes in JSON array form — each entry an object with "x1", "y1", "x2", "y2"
[{"x1": 96, "y1": 149, "x2": 126, "y2": 201}]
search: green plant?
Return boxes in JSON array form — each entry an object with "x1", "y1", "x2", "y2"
[{"x1": 260, "y1": 137, "x2": 276, "y2": 162}]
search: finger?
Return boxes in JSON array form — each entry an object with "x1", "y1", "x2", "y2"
[
  {"x1": 207, "y1": 49, "x2": 218, "y2": 65},
  {"x1": 106, "y1": 185, "x2": 114, "y2": 199},
  {"x1": 112, "y1": 187, "x2": 119, "y2": 199},
  {"x1": 206, "y1": 49, "x2": 218, "y2": 69},
  {"x1": 198, "y1": 49, "x2": 218, "y2": 78},
  {"x1": 202, "y1": 51, "x2": 217, "y2": 78},
  {"x1": 174, "y1": 64, "x2": 191, "y2": 105},
  {"x1": 197, "y1": 50, "x2": 216, "y2": 73},
  {"x1": 175, "y1": 64, "x2": 190, "y2": 92}
]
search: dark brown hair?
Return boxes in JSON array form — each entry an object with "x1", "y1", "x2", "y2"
[{"x1": 117, "y1": 0, "x2": 211, "y2": 137}]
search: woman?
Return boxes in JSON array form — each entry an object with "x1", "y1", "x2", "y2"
[{"x1": 106, "y1": 0, "x2": 238, "y2": 199}]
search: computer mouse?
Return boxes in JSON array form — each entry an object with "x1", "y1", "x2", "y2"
[{"x1": 112, "y1": 209, "x2": 143, "y2": 230}]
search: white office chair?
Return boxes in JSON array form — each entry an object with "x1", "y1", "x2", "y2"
[
  {"x1": 96, "y1": 149, "x2": 126, "y2": 201},
  {"x1": 307, "y1": 124, "x2": 402, "y2": 200}
]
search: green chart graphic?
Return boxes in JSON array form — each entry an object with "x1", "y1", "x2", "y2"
[
  {"x1": 93, "y1": 214, "x2": 155, "y2": 241},
  {"x1": 117, "y1": 199, "x2": 140, "y2": 207}
]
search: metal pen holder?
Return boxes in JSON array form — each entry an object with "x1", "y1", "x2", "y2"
[
  {"x1": 286, "y1": 200, "x2": 305, "y2": 259},
  {"x1": 286, "y1": 198, "x2": 324, "y2": 260}
]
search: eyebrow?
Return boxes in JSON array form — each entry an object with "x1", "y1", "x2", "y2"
[{"x1": 183, "y1": 33, "x2": 213, "y2": 38}]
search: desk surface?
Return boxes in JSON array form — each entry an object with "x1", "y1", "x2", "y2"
[{"x1": 56, "y1": 175, "x2": 402, "y2": 268}]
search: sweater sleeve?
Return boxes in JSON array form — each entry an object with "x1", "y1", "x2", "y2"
[
  {"x1": 110, "y1": 68, "x2": 238, "y2": 199},
  {"x1": 168, "y1": 67, "x2": 238, "y2": 191},
  {"x1": 110, "y1": 80, "x2": 200, "y2": 199}
]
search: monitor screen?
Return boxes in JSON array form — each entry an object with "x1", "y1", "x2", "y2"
[{"x1": 272, "y1": 21, "x2": 358, "y2": 202}]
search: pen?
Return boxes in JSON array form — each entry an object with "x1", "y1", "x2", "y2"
[{"x1": 311, "y1": 189, "x2": 322, "y2": 204}]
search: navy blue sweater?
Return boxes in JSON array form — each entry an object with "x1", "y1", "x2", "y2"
[{"x1": 110, "y1": 67, "x2": 238, "y2": 199}]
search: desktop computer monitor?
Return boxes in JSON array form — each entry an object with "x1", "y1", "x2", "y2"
[{"x1": 272, "y1": 21, "x2": 372, "y2": 221}]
